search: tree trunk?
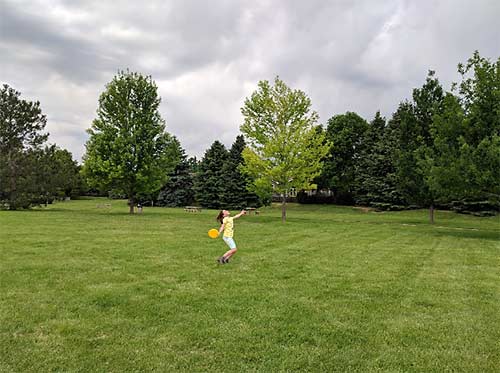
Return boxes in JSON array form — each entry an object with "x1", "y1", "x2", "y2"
[
  {"x1": 429, "y1": 204, "x2": 435, "y2": 224},
  {"x1": 129, "y1": 198, "x2": 135, "y2": 214},
  {"x1": 281, "y1": 193, "x2": 286, "y2": 223}
]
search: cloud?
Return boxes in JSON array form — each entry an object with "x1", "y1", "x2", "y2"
[
  {"x1": 1, "y1": 0, "x2": 498, "y2": 161},
  {"x1": 157, "y1": 62, "x2": 258, "y2": 157}
]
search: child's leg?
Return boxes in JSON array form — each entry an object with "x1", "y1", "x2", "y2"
[
  {"x1": 223, "y1": 247, "x2": 237, "y2": 260},
  {"x1": 222, "y1": 237, "x2": 237, "y2": 262}
]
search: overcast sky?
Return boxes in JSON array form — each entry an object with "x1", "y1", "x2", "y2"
[{"x1": 1, "y1": 0, "x2": 499, "y2": 161}]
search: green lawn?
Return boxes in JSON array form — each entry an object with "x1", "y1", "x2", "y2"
[{"x1": 1, "y1": 199, "x2": 499, "y2": 372}]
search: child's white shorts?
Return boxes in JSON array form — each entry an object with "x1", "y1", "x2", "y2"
[{"x1": 223, "y1": 236, "x2": 237, "y2": 249}]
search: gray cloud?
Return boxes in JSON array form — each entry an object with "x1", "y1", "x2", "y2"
[{"x1": 1, "y1": 0, "x2": 498, "y2": 161}]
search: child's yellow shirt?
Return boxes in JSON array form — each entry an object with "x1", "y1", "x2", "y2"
[{"x1": 222, "y1": 217, "x2": 234, "y2": 237}]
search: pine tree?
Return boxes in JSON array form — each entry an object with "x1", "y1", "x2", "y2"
[
  {"x1": 220, "y1": 135, "x2": 260, "y2": 209},
  {"x1": 157, "y1": 145, "x2": 195, "y2": 207},
  {"x1": 195, "y1": 141, "x2": 228, "y2": 209},
  {"x1": 354, "y1": 112, "x2": 405, "y2": 208},
  {"x1": 0, "y1": 84, "x2": 48, "y2": 209}
]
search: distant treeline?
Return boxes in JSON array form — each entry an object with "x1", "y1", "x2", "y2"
[{"x1": 1, "y1": 51, "x2": 498, "y2": 217}]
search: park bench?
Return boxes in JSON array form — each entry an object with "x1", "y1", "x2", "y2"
[
  {"x1": 245, "y1": 207, "x2": 261, "y2": 215},
  {"x1": 184, "y1": 206, "x2": 202, "y2": 212}
]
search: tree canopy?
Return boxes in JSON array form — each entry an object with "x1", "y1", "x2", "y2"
[
  {"x1": 240, "y1": 77, "x2": 330, "y2": 222},
  {"x1": 0, "y1": 84, "x2": 79, "y2": 209},
  {"x1": 83, "y1": 71, "x2": 180, "y2": 213},
  {"x1": 322, "y1": 112, "x2": 369, "y2": 204},
  {"x1": 423, "y1": 53, "x2": 500, "y2": 209}
]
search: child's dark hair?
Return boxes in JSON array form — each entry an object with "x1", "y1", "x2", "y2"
[{"x1": 216, "y1": 210, "x2": 224, "y2": 224}]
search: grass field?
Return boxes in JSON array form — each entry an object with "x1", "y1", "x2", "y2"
[{"x1": 1, "y1": 198, "x2": 499, "y2": 372}]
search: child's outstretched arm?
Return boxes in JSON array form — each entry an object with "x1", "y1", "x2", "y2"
[{"x1": 233, "y1": 210, "x2": 247, "y2": 219}]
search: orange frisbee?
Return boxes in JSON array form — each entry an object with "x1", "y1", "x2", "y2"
[{"x1": 208, "y1": 229, "x2": 219, "y2": 239}]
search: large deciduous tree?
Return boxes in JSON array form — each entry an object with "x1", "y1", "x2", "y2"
[
  {"x1": 394, "y1": 71, "x2": 444, "y2": 223},
  {"x1": 31, "y1": 145, "x2": 81, "y2": 205},
  {"x1": 240, "y1": 77, "x2": 330, "y2": 222},
  {"x1": 423, "y1": 52, "x2": 500, "y2": 209},
  {"x1": 322, "y1": 112, "x2": 369, "y2": 204},
  {"x1": 83, "y1": 71, "x2": 179, "y2": 213},
  {"x1": 455, "y1": 52, "x2": 500, "y2": 197}
]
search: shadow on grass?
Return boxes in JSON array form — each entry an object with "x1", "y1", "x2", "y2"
[
  {"x1": 431, "y1": 228, "x2": 499, "y2": 241},
  {"x1": 8, "y1": 207, "x2": 66, "y2": 213}
]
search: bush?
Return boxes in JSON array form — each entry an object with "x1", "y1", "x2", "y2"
[
  {"x1": 448, "y1": 198, "x2": 499, "y2": 216},
  {"x1": 369, "y1": 202, "x2": 408, "y2": 211}
]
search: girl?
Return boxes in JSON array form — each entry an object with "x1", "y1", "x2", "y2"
[{"x1": 216, "y1": 209, "x2": 246, "y2": 264}]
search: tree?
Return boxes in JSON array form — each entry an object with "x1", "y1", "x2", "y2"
[
  {"x1": 455, "y1": 52, "x2": 500, "y2": 197},
  {"x1": 240, "y1": 77, "x2": 330, "y2": 222},
  {"x1": 393, "y1": 71, "x2": 444, "y2": 223},
  {"x1": 157, "y1": 140, "x2": 195, "y2": 207},
  {"x1": 322, "y1": 112, "x2": 369, "y2": 204},
  {"x1": 0, "y1": 84, "x2": 48, "y2": 209},
  {"x1": 354, "y1": 111, "x2": 405, "y2": 208},
  {"x1": 195, "y1": 140, "x2": 228, "y2": 209},
  {"x1": 420, "y1": 94, "x2": 470, "y2": 199},
  {"x1": 423, "y1": 53, "x2": 500, "y2": 208},
  {"x1": 220, "y1": 135, "x2": 260, "y2": 209},
  {"x1": 30, "y1": 145, "x2": 81, "y2": 205},
  {"x1": 83, "y1": 71, "x2": 179, "y2": 213},
  {"x1": 456, "y1": 51, "x2": 500, "y2": 146},
  {"x1": 187, "y1": 156, "x2": 200, "y2": 174}
]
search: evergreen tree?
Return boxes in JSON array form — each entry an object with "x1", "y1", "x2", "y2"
[
  {"x1": 195, "y1": 140, "x2": 228, "y2": 209},
  {"x1": 220, "y1": 135, "x2": 260, "y2": 209},
  {"x1": 0, "y1": 84, "x2": 48, "y2": 209},
  {"x1": 187, "y1": 156, "x2": 200, "y2": 174},
  {"x1": 157, "y1": 141, "x2": 195, "y2": 207},
  {"x1": 354, "y1": 112, "x2": 405, "y2": 208}
]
